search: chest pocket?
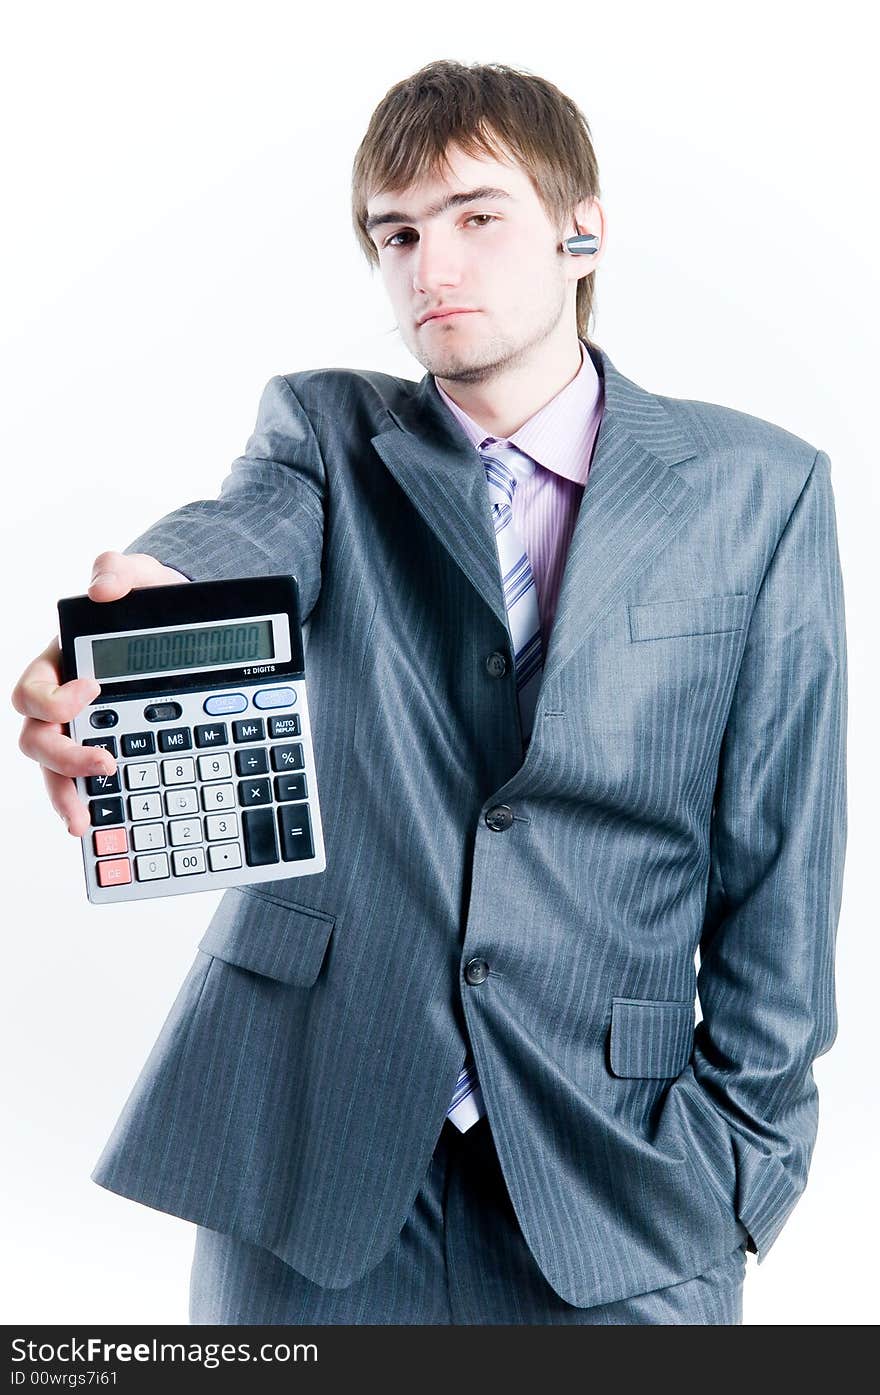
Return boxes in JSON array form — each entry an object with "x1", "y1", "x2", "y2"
[
  {"x1": 608, "y1": 997, "x2": 695, "y2": 1078},
  {"x1": 628, "y1": 593, "x2": 750, "y2": 642},
  {"x1": 198, "y1": 885, "x2": 335, "y2": 986}
]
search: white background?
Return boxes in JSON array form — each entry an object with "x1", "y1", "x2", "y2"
[{"x1": 1, "y1": 0, "x2": 876, "y2": 1326}]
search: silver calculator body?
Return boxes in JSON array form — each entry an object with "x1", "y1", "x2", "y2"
[{"x1": 58, "y1": 575, "x2": 326, "y2": 904}]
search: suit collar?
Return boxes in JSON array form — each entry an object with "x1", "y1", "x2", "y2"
[{"x1": 370, "y1": 343, "x2": 701, "y2": 718}]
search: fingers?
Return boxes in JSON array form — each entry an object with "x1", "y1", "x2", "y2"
[
  {"x1": 19, "y1": 715, "x2": 116, "y2": 779},
  {"x1": 42, "y1": 763, "x2": 93, "y2": 837},
  {"x1": 11, "y1": 636, "x2": 101, "y2": 724},
  {"x1": 88, "y1": 550, "x2": 185, "y2": 601},
  {"x1": 13, "y1": 634, "x2": 115, "y2": 838}
]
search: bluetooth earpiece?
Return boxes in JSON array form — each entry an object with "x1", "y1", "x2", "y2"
[{"x1": 562, "y1": 233, "x2": 600, "y2": 256}]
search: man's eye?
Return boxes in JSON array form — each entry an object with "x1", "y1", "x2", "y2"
[{"x1": 383, "y1": 214, "x2": 496, "y2": 249}]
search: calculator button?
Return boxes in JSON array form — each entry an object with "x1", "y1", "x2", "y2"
[
  {"x1": 195, "y1": 723, "x2": 228, "y2": 748},
  {"x1": 125, "y1": 762, "x2": 160, "y2": 791},
  {"x1": 238, "y1": 778, "x2": 272, "y2": 807},
  {"x1": 93, "y1": 827, "x2": 128, "y2": 857},
  {"x1": 164, "y1": 787, "x2": 199, "y2": 817},
  {"x1": 254, "y1": 687, "x2": 296, "y2": 710},
  {"x1": 162, "y1": 757, "x2": 196, "y2": 785},
  {"x1": 268, "y1": 715, "x2": 301, "y2": 739},
  {"x1": 202, "y1": 782, "x2": 235, "y2": 811},
  {"x1": 122, "y1": 731, "x2": 156, "y2": 757},
  {"x1": 275, "y1": 773, "x2": 308, "y2": 802},
  {"x1": 208, "y1": 842, "x2": 243, "y2": 871},
  {"x1": 96, "y1": 857, "x2": 132, "y2": 887},
  {"x1": 129, "y1": 792, "x2": 163, "y2": 821},
  {"x1": 204, "y1": 693, "x2": 247, "y2": 715},
  {"x1": 235, "y1": 747, "x2": 269, "y2": 776},
  {"x1": 83, "y1": 735, "x2": 118, "y2": 757},
  {"x1": 135, "y1": 852, "x2": 170, "y2": 882},
  {"x1": 158, "y1": 727, "x2": 192, "y2": 754},
  {"x1": 270, "y1": 743, "x2": 304, "y2": 772},
  {"x1": 232, "y1": 718, "x2": 265, "y2": 743},
  {"x1": 198, "y1": 752, "x2": 232, "y2": 781},
  {"x1": 132, "y1": 822, "x2": 167, "y2": 851},
  {"x1": 169, "y1": 817, "x2": 203, "y2": 846},
  {"x1": 90, "y1": 797, "x2": 124, "y2": 827},
  {"x1": 243, "y1": 808, "x2": 279, "y2": 865},
  {"x1": 277, "y1": 804, "x2": 315, "y2": 861},
  {"x1": 205, "y1": 813, "x2": 239, "y2": 841},
  {"x1": 172, "y1": 847, "x2": 207, "y2": 876},
  {"x1": 90, "y1": 709, "x2": 119, "y2": 729},
  {"x1": 86, "y1": 771, "x2": 121, "y2": 796},
  {"x1": 144, "y1": 702, "x2": 182, "y2": 723}
]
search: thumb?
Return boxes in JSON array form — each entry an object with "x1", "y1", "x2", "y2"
[{"x1": 88, "y1": 551, "x2": 185, "y2": 602}]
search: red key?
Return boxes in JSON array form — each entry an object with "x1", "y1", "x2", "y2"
[
  {"x1": 96, "y1": 858, "x2": 132, "y2": 887},
  {"x1": 94, "y1": 827, "x2": 128, "y2": 857}
]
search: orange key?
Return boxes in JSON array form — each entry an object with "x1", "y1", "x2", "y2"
[
  {"x1": 96, "y1": 858, "x2": 132, "y2": 887},
  {"x1": 93, "y1": 827, "x2": 129, "y2": 857}
]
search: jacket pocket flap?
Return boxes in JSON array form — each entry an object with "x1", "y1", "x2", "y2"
[
  {"x1": 609, "y1": 997, "x2": 695, "y2": 1078},
  {"x1": 628, "y1": 593, "x2": 750, "y2": 641},
  {"x1": 198, "y1": 886, "x2": 335, "y2": 986}
]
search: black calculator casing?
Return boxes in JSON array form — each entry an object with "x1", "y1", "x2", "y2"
[{"x1": 58, "y1": 575, "x2": 326, "y2": 904}]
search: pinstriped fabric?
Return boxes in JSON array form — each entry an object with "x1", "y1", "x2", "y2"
[
  {"x1": 608, "y1": 999, "x2": 696, "y2": 1079},
  {"x1": 190, "y1": 1118, "x2": 746, "y2": 1323},
  {"x1": 445, "y1": 440, "x2": 547, "y2": 1134},
  {"x1": 92, "y1": 343, "x2": 846, "y2": 1313}
]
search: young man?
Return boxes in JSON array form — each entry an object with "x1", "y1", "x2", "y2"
[{"x1": 13, "y1": 60, "x2": 847, "y2": 1325}]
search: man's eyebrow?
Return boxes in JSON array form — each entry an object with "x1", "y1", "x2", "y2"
[{"x1": 365, "y1": 187, "x2": 513, "y2": 235}]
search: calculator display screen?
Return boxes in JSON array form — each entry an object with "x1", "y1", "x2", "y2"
[{"x1": 91, "y1": 620, "x2": 275, "y2": 680}]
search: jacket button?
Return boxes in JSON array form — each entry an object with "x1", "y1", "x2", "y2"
[
  {"x1": 464, "y1": 958, "x2": 489, "y2": 985},
  {"x1": 485, "y1": 651, "x2": 509, "y2": 678},
  {"x1": 484, "y1": 804, "x2": 513, "y2": 832}
]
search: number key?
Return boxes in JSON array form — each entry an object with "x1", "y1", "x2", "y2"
[
  {"x1": 125, "y1": 762, "x2": 160, "y2": 790},
  {"x1": 162, "y1": 758, "x2": 196, "y2": 786},
  {"x1": 202, "y1": 783, "x2": 235, "y2": 811},
  {"x1": 198, "y1": 752, "x2": 232, "y2": 781}
]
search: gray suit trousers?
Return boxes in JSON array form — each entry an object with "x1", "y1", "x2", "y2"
[{"x1": 189, "y1": 1115, "x2": 747, "y2": 1325}]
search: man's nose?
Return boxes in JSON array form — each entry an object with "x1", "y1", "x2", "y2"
[{"x1": 411, "y1": 231, "x2": 463, "y2": 292}]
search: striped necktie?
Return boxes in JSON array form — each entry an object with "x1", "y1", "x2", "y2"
[
  {"x1": 444, "y1": 438, "x2": 545, "y2": 1134},
  {"x1": 479, "y1": 439, "x2": 544, "y2": 743}
]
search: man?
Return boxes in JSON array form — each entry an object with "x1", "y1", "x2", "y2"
[{"x1": 13, "y1": 60, "x2": 847, "y2": 1324}]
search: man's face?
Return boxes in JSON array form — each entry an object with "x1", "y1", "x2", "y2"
[{"x1": 365, "y1": 143, "x2": 584, "y2": 384}]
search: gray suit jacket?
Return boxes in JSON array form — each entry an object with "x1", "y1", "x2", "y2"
[{"x1": 92, "y1": 341, "x2": 847, "y2": 1309}]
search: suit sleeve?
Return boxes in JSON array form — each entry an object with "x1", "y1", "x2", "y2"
[
  {"x1": 689, "y1": 448, "x2": 848, "y2": 1260},
  {"x1": 121, "y1": 375, "x2": 326, "y2": 620}
]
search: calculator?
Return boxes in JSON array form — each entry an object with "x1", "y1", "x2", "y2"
[{"x1": 57, "y1": 575, "x2": 326, "y2": 904}]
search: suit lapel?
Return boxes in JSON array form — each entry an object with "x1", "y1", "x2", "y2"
[
  {"x1": 370, "y1": 343, "x2": 701, "y2": 692},
  {"x1": 371, "y1": 384, "x2": 510, "y2": 633}
]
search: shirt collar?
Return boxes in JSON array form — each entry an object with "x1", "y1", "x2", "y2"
[{"x1": 434, "y1": 336, "x2": 604, "y2": 485}]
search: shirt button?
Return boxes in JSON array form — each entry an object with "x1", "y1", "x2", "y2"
[
  {"x1": 484, "y1": 804, "x2": 514, "y2": 832},
  {"x1": 485, "y1": 651, "x2": 509, "y2": 678},
  {"x1": 464, "y1": 958, "x2": 489, "y2": 985}
]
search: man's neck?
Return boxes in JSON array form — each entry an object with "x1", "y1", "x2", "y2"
[{"x1": 434, "y1": 337, "x2": 585, "y2": 440}]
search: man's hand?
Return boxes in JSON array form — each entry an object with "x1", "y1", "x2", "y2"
[{"x1": 12, "y1": 551, "x2": 189, "y2": 837}]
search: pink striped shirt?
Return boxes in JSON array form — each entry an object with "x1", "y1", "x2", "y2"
[{"x1": 434, "y1": 337, "x2": 604, "y2": 643}]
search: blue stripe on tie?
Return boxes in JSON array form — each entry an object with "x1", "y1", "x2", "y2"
[
  {"x1": 449, "y1": 1067, "x2": 475, "y2": 1107},
  {"x1": 481, "y1": 456, "x2": 517, "y2": 503},
  {"x1": 515, "y1": 630, "x2": 542, "y2": 676}
]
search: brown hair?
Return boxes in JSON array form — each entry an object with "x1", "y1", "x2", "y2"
[{"x1": 351, "y1": 60, "x2": 602, "y2": 341}]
